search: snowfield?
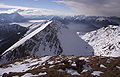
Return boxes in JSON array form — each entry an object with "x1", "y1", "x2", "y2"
[
  {"x1": 0, "y1": 56, "x2": 51, "y2": 76},
  {"x1": 91, "y1": 71, "x2": 103, "y2": 76}
]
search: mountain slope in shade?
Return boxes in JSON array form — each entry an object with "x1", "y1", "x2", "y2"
[
  {"x1": 0, "y1": 24, "x2": 27, "y2": 55},
  {"x1": 1, "y1": 21, "x2": 53, "y2": 56},
  {"x1": 0, "y1": 20, "x2": 93, "y2": 64},
  {"x1": 81, "y1": 25, "x2": 120, "y2": 57}
]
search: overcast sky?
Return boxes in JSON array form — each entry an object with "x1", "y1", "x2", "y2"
[{"x1": 0, "y1": 0, "x2": 120, "y2": 16}]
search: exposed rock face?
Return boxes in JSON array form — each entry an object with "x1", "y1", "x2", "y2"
[{"x1": 81, "y1": 25, "x2": 120, "y2": 57}]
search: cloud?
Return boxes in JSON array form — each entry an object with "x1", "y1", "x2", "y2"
[
  {"x1": 0, "y1": 3, "x2": 29, "y2": 9},
  {"x1": 0, "y1": 3, "x2": 74, "y2": 16},
  {"x1": 54, "y1": 0, "x2": 120, "y2": 16},
  {"x1": 33, "y1": 0, "x2": 39, "y2": 1}
]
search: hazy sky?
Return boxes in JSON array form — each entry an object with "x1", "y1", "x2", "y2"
[{"x1": 0, "y1": 0, "x2": 120, "y2": 16}]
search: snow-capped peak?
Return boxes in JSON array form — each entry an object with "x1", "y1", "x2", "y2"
[
  {"x1": 96, "y1": 17, "x2": 106, "y2": 21},
  {"x1": 10, "y1": 12, "x2": 21, "y2": 19}
]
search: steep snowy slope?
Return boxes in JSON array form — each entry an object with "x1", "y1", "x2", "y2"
[
  {"x1": 0, "y1": 20, "x2": 93, "y2": 64},
  {"x1": 81, "y1": 25, "x2": 120, "y2": 57}
]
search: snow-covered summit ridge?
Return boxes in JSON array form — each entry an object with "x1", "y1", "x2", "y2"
[{"x1": 81, "y1": 25, "x2": 120, "y2": 57}]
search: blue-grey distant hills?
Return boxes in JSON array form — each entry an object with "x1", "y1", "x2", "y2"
[
  {"x1": 0, "y1": 12, "x2": 28, "y2": 23},
  {"x1": 26, "y1": 15, "x2": 120, "y2": 30},
  {"x1": 51, "y1": 15, "x2": 120, "y2": 28}
]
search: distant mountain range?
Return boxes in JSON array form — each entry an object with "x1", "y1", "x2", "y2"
[
  {"x1": 24, "y1": 15, "x2": 54, "y2": 20},
  {"x1": 25, "y1": 15, "x2": 120, "y2": 27},
  {"x1": 0, "y1": 12, "x2": 120, "y2": 28},
  {"x1": 0, "y1": 12, "x2": 28, "y2": 23},
  {"x1": 51, "y1": 15, "x2": 120, "y2": 28}
]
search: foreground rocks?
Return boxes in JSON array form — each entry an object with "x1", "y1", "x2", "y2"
[{"x1": 0, "y1": 55, "x2": 120, "y2": 77}]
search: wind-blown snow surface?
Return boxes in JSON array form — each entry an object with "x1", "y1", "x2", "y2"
[
  {"x1": 81, "y1": 25, "x2": 120, "y2": 57},
  {"x1": 0, "y1": 20, "x2": 93, "y2": 64}
]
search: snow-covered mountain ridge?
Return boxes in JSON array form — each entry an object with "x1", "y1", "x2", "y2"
[
  {"x1": 81, "y1": 25, "x2": 120, "y2": 57},
  {"x1": 2, "y1": 21, "x2": 53, "y2": 56},
  {"x1": 0, "y1": 20, "x2": 93, "y2": 64}
]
